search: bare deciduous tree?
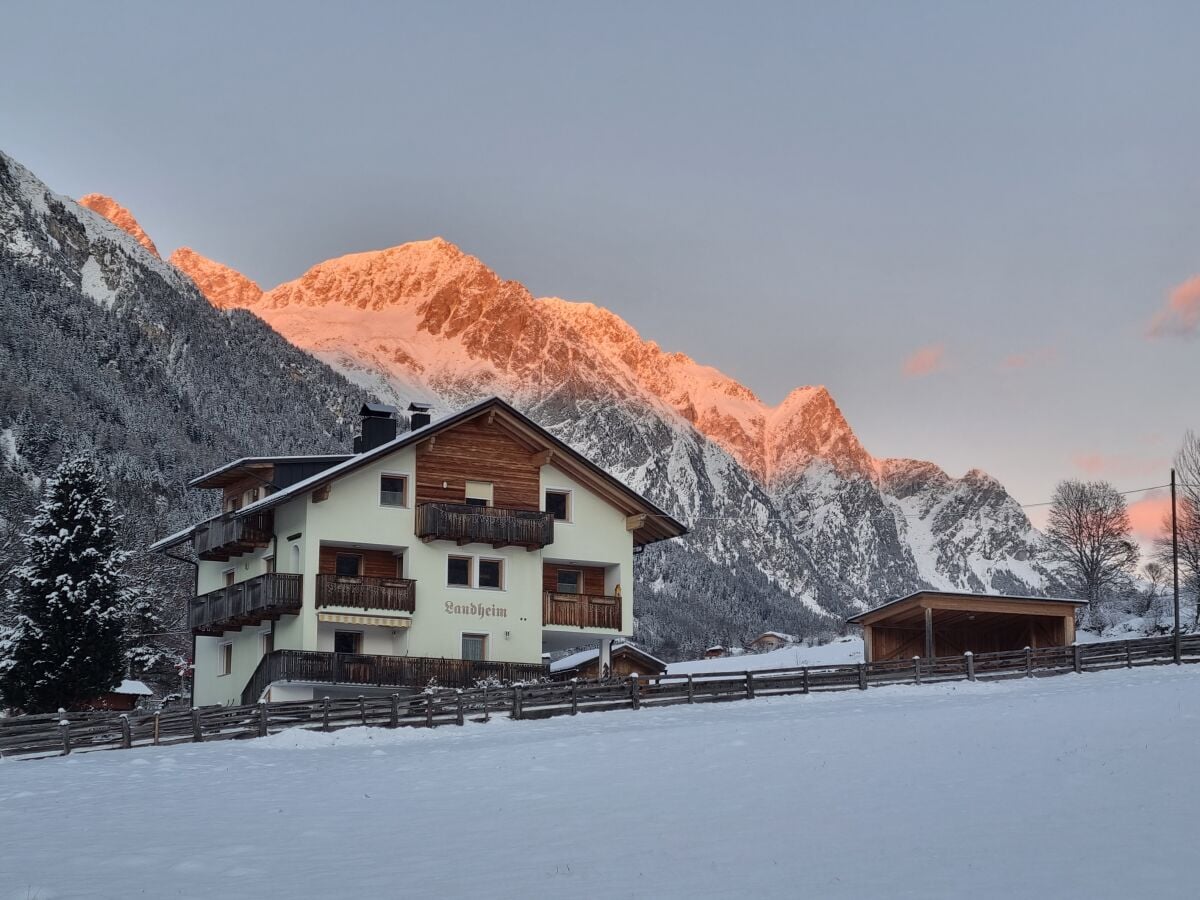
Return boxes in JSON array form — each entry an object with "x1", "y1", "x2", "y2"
[
  {"x1": 1045, "y1": 480, "x2": 1140, "y2": 624},
  {"x1": 1155, "y1": 430, "x2": 1200, "y2": 626}
]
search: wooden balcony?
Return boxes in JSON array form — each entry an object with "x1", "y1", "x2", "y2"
[
  {"x1": 316, "y1": 574, "x2": 416, "y2": 613},
  {"x1": 189, "y1": 573, "x2": 302, "y2": 635},
  {"x1": 542, "y1": 591, "x2": 623, "y2": 631},
  {"x1": 193, "y1": 510, "x2": 273, "y2": 561},
  {"x1": 242, "y1": 650, "x2": 549, "y2": 703},
  {"x1": 415, "y1": 502, "x2": 554, "y2": 549}
]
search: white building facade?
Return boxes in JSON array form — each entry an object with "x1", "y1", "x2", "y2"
[{"x1": 153, "y1": 399, "x2": 685, "y2": 706}]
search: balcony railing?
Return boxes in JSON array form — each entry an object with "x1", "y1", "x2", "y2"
[
  {"x1": 193, "y1": 510, "x2": 273, "y2": 561},
  {"x1": 189, "y1": 573, "x2": 302, "y2": 635},
  {"x1": 242, "y1": 650, "x2": 549, "y2": 703},
  {"x1": 415, "y1": 502, "x2": 554, "y2": 549},
  {"x1": 316, "y1": 574, "x2": 416, "y2": 613},
  {"x1": 542, "y1": 591, "x2": 623, "y2": 631}
]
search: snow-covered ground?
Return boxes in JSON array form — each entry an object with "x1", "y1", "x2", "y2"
[
  {"x1": 3, "y1": 666, "x2": 1197, "y2": 898},
  {"x1": 666, "y1": 635, "x2": 863, "y2": 674}
]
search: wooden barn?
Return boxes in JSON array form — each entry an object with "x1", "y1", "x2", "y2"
[
  {"x1": 848, "y1": 591, "x2": 1087, "y2": 663},
  {"x1": 549, "y1": 642, "x2": 667, "y2": 680}
]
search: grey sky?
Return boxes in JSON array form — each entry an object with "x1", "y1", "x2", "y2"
[{"x1": 2, "y1": 1, "x2": 1196, "y2": 534}]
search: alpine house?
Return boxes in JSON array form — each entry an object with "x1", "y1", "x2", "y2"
[{"x1": 152, "y1": 398, "x2": 687, "y2": 706}]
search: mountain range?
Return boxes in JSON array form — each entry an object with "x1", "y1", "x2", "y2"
[{"x1": 0, "y1": 148, "x2": 1059, "y2": 658}]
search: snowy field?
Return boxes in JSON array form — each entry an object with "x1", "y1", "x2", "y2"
[
  {"x1": 3, "y1": 667, "x2": 1198, "y2": 899},
  {"x1": 666, "y1": 635, "x2": 864, "y2": 674}
]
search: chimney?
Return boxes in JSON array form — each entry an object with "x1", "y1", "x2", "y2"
[
  {"x1": 408, "y1": 401, "x2": 433, "y2": 430},
  {"x1": 357, "y1": 403, "x2": 398, "y2": 453}
]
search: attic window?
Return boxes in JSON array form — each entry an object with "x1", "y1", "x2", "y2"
[
  {"x1": 465, "y1": 481, "x2": 493, "y2": 508},
  {"x1": 380, "y1": 474, "x2": 407, "y2": 507},
  {"x1": 545, "y1": 490, "x2": 570, "y2": 521}
]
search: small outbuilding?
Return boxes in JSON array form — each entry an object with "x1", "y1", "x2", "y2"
[
  {"x1": 703, "y1": 645, "x2": 728, "y2": 659},
  {"x1": 847, "y1": 591, "x2": 1088, "y2": 663},
  {"x1": 83, "y1": 679, "x2": 154, "y2": 711},
  {"x1": 745, "y1": 631, "x2": 796, "y2": 653},
  {"x1": 550, "y1": 642, "x2": 667, "y2": 680}
]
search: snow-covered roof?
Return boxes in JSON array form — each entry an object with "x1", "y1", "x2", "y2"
[
  {"x1": 750, "y1": 631, "x2": 797, "y2": 643},
  {"x1": 549, "y1": 642, "x2": 667, "y2": 674},
  {"x1": 846, "y1": 589, "x2": 1088, "y2": 624},
  {"x1": 148, "y1": 524, "x2": 200, "y2": 553},
  {"x1": 187, "y1": 454, "x2": 353, "y2": 488},
  {"x1": 113, "y1": 679, "x2": 152, "y2": 696}
]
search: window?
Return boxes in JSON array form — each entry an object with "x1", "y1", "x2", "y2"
[
  {"x1": 334, "y1": 553, "x2": 362, "y2": 578},
  {"x1": 263, "y1": 555, "x2": 275, "y2": 574},
  {"x1": 478, "y1": 558, "x2": 504, "y2": 590},
  {"x1": 218, "y1": 642, "x2": 233, "y2": 676},
  {"x1": 462, "y1": 634, "x2": 488, "y2": 661},
  {"x1": 556, "y1": 569, "x2": 582, "y2": 594},
  {"x1": 224, "y1": 569, "x2": 236, "y2": 587},
  {"x1": 464, "y1": 480, "x2": 493, "y2": 507},
  {"x1": 448, "y1": 555, "x2": 472, "y2": 587},
  {"x1": 394, "y1": 553, "x2": 405, "y2": 578},
  {"x1": 545, "y1": 490, "x2": 570, "y2": 521},
  {"x1": 246, "y1": 487, "x2": 260, "y2": 505},
  {"x1": 261, "y1": 631, "x2": 274, "y2": 655},
  {"x1": 380, "y1": 474, "x2": 408, "y2": 507},
  {"x1": 334, "y1": 631, "x2": 362, "y2": 654}
]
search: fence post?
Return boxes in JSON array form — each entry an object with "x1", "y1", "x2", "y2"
[
  {"x1": 389, "y1": 693, "x2": 400, "y2": 728},
  {"x1": 1073, "y1": 642, "x2": 1081, "y2": 674},
  {"x1": 512, "y1": 685, "x2": 523, "y2": 721},
  {"x1": 322, "y1": 696, "x2": 331, "y2": 732},
  {"x1": 1024, "y1": 646, "x2": 1033, "y2": 678},
  {"x1": 455, "y1": 691, "x2": 464, "y2": 727},
  {"x1": 745, "y1": 671, "x2": 755, "y2": 699},
  {"x1": 571, "y1": 680, "x2": 579, "y2": 715},
  {"x1": 483, "y1": 685, "x2": 491, "y2": 723},
  {"x1": 119, "y1": 714, "x2": 132, "y2": 749},
  {"x1": 687, "y1": 674, "x2": 695, "y2": 704},
  {"x1": 630, "y1": 676, "x2": 641, "y2": 710},
  {"x1": 58, "y1": 713, "x2": 71, "y2": 756},
  {"x1": 191, "y1": 707, "x2": 203, "y2": 743},
  {"x1": 857, "y1": 662, "x2": 867, "y2": 690},
  {"x1": 153, "y1": 711, "x2": 161, "y2": 746},
  {"x1": 913, "y1": 656, "x2": 922, "y2": 685},
  {"x1": 359, "y1": 695, "x2": 367, "y2": 727},
  {"x1": 965, "y1": 651, "x2": 975, "y2": 682},
  {"x1": 1125, "y1": 641, "x2": 1133, "y2": 669},
  {"x1": 802, "y1": 667, "x2": 809, "y2": 694},
  {"x1": 425, "y1": 694, "x2": 435, "y2": 728}
]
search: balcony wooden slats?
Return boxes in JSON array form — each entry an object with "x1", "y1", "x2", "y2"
[
  {"x1": 242, "y1": 650, "x2": 549, "y2": 702},
  {"x1": 415, "y1": 502, "x2": 554, "y2": 549},
  {"x1": 316, "y1": 574, "x2": 416, "y2": 613},
  {"x1": 193, "y1": 511, "x2": 273, "y2": 561},
  {"x1": 542, "y1": 591, "x2": 622, "y2": 631},
  {"x1": 189, "y1": 573, "x2": 302, "y2": 635}
]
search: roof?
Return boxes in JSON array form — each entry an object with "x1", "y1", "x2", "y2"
[
  {"x1": 218, "y1": 397, "x2": 687, "y2": 547},
  {"x1": 112, "y1": 679, "x2": 152, "y2": 696},
  {"x1": 846, "y1": 590, "x2": 1088, "y2": 625},
  {"x1": 550, "y1": 642, "x2": 667, "y2": 674},
  {"x1": 749, "y1": 631, "x2": 797, "y2": 643},
  {"x1": 187, "y1": 454, "x2": 354, "y2": 489}
]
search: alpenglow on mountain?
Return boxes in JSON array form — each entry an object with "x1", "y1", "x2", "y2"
[{"x1": 31, "y1": 168, "x2": 1058, "y2": 655}]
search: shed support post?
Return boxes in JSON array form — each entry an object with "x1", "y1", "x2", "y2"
[
  {"x1": 924, "y1": 607, "x2": 934, "y2": 660},
  {"x1": 965, "y1": 651, "x2": 975, "y2": 682}
]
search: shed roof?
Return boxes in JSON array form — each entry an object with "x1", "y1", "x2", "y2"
[
  {"x1": 846, "y1": 590, "x2": 1087, "y2": 625},
  {"x1": 550, "y1": 642, "x2": 667, "y2": 674}
]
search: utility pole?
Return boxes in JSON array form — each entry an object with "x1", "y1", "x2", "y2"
[{"x1": 1172, "y1": 468, "x2": 1181, "y2": 664}]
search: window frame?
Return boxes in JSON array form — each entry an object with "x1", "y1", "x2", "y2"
[
  {"x1": 447, "y1": 555, "x2": 473, "y2": 588},
  {"x1": 334, "y1": 552, "x2": 363, "y2": 579},
  {"x1": 223, "y1": 567, "x2": 236, "y2": 587},
  {"x1": 260, "y1": 630, "x2": 274, "y2": 656},
  {"x1": 556, "y1": 568, "x2": 583, "y2": 595},
  {"x1": 477, "y1": 557, "x2": 505, "y2": 591},
  {"x1": 333, "y1": 630, "x2": 363, "y2": 655},
  {"x1": 461, "y1": 632, "x2": 489, "y2": 662},
  {"x1": 464, "y1": 480, "x2": 494, "y2": 507},
  {"x1": 379, "y1": 473, "x2": 409, "y2": 508},
  {"x1": 218, "y1": 641, "x2": 233, "y2": 677},
  {"x1": 544, "y1": 488, "x2": 572, "y2": 523}
]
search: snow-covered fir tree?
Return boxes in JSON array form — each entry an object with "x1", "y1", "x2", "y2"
[{"x1": 0, "y1": 455, "x2": 129, "y2": 712}]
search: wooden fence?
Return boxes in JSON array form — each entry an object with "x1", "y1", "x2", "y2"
[{"x1": 3, "y1": 633, "x2": 1198, "y2": 761}]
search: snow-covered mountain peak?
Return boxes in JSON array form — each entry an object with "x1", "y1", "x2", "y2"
[
  {"x1": 77, "y1": 194, "x2": 160, "y2": 258},
  {"x1": 170, "y1": 247, "x2": 263, "y2": 310}
]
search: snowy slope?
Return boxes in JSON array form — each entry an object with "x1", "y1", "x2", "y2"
[{"x1": 3, "y1": 666, "x2": 1196, "y2": 899}]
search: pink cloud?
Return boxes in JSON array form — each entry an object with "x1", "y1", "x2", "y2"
[
  {"x1": 1127, "y1": 492, "x2": 1171, "y2": 545},
  {"x1": 1147, "y1": 275, "x2": 1200, "y2": 338},
  {"x1": 1070, "y1": 452, "x2": 1169, "y2": 479},
  {"x1": 902, "y1": 344, "x2": 946, "y2": 378},
  {"x1": 1000, "y1": 347, "x2": 1057, "y2": 370}
]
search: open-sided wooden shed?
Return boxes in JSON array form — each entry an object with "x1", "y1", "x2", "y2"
[{"x1": 847, "y1": 591, "x2": 1088, "y2": 663}]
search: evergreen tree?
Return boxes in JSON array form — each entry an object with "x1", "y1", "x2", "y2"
[{"x1": 0, "y1": 455, "x2": 128, "y2": 712}]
